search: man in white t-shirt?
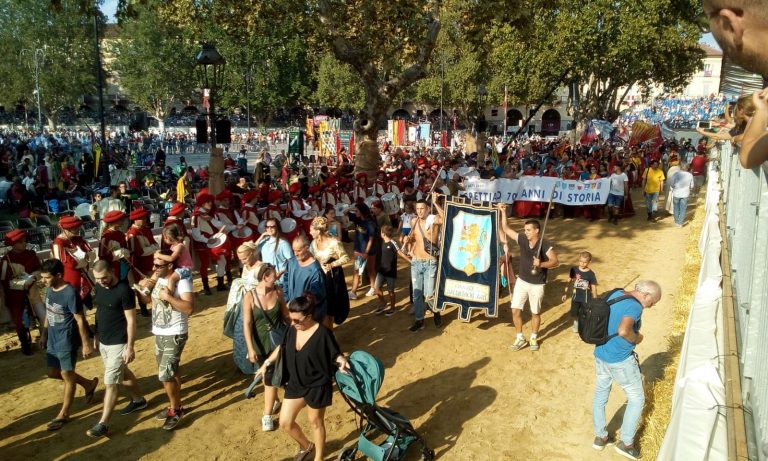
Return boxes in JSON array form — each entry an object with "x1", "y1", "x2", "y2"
[
  {"x1": 138, "y1": 250, "x2": 194, "y2": 431},
  {"x1": 606, "y1": 165, "x2": 629, "y2": 225},
  {"x1": 669, "y1": 163, "x2": 694, "y2": 228}
]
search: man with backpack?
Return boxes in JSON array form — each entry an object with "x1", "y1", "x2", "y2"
[{"x1": 590, "y1": 280, "x2": 662, "y2": 460}]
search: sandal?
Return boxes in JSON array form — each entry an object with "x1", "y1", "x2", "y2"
[
  {"x1": 85, "y1": 377, "x2": 99, "y2": 404},
  {"x1": 46, "y1": 418, "x2": 69, "y2": 431},
  {"x1": 293, "y1": 442, "x2": 315, "y2": 461}
]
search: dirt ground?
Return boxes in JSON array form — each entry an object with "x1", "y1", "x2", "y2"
[{"x1": 0, "y1": 191, "x2": 693, "y2": 461}]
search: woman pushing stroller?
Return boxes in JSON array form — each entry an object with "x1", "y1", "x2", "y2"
[{"x1": 256, "y1": 293, "x2": 350, "y2": 461}]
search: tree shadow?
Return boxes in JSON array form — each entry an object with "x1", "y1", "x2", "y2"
[{"x1": 375, "y1": 357, "x2": 495, "y2": 459}]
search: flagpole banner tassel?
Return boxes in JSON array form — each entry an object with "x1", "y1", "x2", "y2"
[{"x1": 435, "y1": 201, "x2": 500, "y2": 322}]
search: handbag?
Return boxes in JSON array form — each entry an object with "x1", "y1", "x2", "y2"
[
  {"x1": 416, "y1": 220, "x2": 440, "y2": 258},
  {"x1": 222, "y1": 308, "x2": 238, "y2": 339},
  {"x1": 252, "y1": 289, "x2": 288, "y2": 348}
]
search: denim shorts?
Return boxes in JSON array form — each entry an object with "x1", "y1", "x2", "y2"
[
  {"x1": 354, "y1": 256, "x2": 368, "y2": 275},
  {"x1": 47, "y1": 349, "x2": 79, "y2": 372},
  {"x1": 606, "y1": 193, "x2": 623, "y2": 208},
  {"x1": 375, "y1": 273, "x2": 396, "y2": 292}
]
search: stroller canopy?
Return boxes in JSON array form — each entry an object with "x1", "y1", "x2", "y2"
[{"x1": 336, "y1": 350, "x2": 385, "y2": 405}]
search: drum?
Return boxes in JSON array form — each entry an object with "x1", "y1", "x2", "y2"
[
  {"x1": 150, "y1": 212, "x2": 162, "y2": 229},
  {"x1": 335, "y1": 203, "x2": 351, "y2": 228},
  {"x1": 258, "y1": 220, "x2": 266, "y2": 234},
  {"x1": 302, "y1": 211, "x2": 318, "y2": 237},
  {"x1": 207, "y1": 232, "x2": 231, "y2": 258},
  {"x1": 281, "y1": 218, "x2": 300, "y2": 241},
  {"x1": 364, "y1": 196, "x2": 377, "y2": 209},
  {"x1": 231, "y1": 226, "x2": 254, "y2": 249},
  {"x1": 381, "y1": 192, "x2": 400, "y2": 215}
]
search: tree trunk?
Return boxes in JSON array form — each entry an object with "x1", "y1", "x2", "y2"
[
  {"x1": 353, "y1": 105, "x2": 386, "y2": 180},
  {"x1": 208, "y1": 147, "x2": 225, "y2": 195}
]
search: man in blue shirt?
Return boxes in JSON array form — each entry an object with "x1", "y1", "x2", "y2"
[
  {"x1": 284, "y1": 236, "x2": 327, "y2": 323},
  {"x1": 592, "y1": 280, "x2": 662, "y2": 460}
]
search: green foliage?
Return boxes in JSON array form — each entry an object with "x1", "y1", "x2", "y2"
[
  {"x1": 0, "y1": 0, "x2": 101, "y2": 126},
  {"x1": 314, "y1": 54, "x2": 365, "y2": 111},
  {"x1": 109, "y1": 1, "x2": 197, "y2": 121}
]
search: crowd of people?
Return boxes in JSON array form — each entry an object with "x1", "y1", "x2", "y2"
[
  {"x1": 3, "y1": 72, "x2": 764, "y2": 459},
  {"x1": 617, "y1": 94, "x2": 732, "y2": 127}
]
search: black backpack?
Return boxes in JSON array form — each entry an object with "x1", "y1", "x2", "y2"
[{"x1": 578, "y1": 289, "x2": 636, "y2": 345}]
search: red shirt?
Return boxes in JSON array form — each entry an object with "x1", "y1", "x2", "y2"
[{"x1": 690, "y1": 155, "x2": 707, "y2": 176}]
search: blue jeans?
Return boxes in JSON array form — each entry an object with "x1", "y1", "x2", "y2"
[
  {"x1": 412, "y1": 259, "x2": 437, "y2": 321},
  {"x1": 644, "y1": 192, "x2": 659, "y2": 213},
  {"x1": 673, "y1": 196, "x2": 688, "y2": 225},
  {"x1": 593, "y1": 355, "x2": 645, "y2": 445}
]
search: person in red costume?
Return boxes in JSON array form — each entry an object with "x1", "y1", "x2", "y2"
[
  {"x1": 161, "y1": 202, "x2": 189, "y2": 251},
  {"x1": 127, "y1": 208, "x2": 159, "y2": 316},
  {"x1": 51, "y1": 216, "x2": 95, "y2": 309},
  {"x1": 0, "y1": 229, "x2": 43, "y2": 355},
  {"x1": 190, "y1": 194, "x2": 228, "y2": 294},
  {"x1": 99, "y1": 210, "x2": 130, "y2": 281}
]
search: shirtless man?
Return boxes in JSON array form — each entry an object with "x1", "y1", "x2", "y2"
[{"x1": 405, "y1": 198, "x2": 443, "y2": 332}]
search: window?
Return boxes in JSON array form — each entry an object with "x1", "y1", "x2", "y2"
[
  {"x1": 703, "y1": 64, "x2": 712, "y2": 77},
  {"x1": 491, "y1": 109, "x2": 499, "y2": 117}
]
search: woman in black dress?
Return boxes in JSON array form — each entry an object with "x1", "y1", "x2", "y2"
[{"x1": 256, "y1": 294, "x2": 350, "y2": 461}]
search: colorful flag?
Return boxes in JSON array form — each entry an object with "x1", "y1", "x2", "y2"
[{"x1": 579, "y1": 121, "x2": 598, "y2": 145}]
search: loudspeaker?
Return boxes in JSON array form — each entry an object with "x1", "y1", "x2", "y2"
[
  {"x1": 195, "y1": 119, "x2": 207, "y2": 144},
  {"x1": 215, "y1": 119, "x2": 231, "y2": 144},
  {"x1": 130, "y1": 112, "x2": 149, "y2": 131}
]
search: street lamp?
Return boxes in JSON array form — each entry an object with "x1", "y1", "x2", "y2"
[{"x1": 195, "y1": 42, "x2": 226, "y2": 195}]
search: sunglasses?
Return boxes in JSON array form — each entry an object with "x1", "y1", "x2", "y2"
[
  {"x1": 265, "y1": 225, "x2": 277, "y2": 228},
  {"x1": 290, "y1": 315, "x2": 309, "y2": 325}
]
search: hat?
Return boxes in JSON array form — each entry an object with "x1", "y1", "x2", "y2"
[
  {"x1": 4, "y1": 229, "x2": 27, "y2": 245},
  {"x1": 103, "y1": 210, "x2": 126, "y2": 223},
  {"x1": 58, "y1": 216, "x2": 83, "y2": 230},
  {"x1": 216, "y1": 189, "x2": 232, "y2": 201},
  {"x1": 196, "y1": 193, "x2": 215, "y2": 207},
  {"x1": 130, "y1": 208, "x2": 150, "y2": 221},
  {"x1": 355, "y1": 172, "x2": 368, "y2": 181},
  {"x1": 289, "y1": 183, "x2": 301, "y2": 194},
  {"x1": 169, "y1": 202, "x2": 187, "y2": 216},
  {"x1": 268, "y1": 190, "x2": 282, "y2": 203},
  {"x1": 243, "y1": 190, "x2": 258, "y2": 203}
]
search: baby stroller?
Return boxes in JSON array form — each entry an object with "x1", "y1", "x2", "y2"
[{"x1": 335, "y1": 351, "x2": 435, "y2": 461}]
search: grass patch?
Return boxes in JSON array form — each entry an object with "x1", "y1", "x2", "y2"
[{"x1": 639, "y1": 195, "x2": 707, "y2": 459}]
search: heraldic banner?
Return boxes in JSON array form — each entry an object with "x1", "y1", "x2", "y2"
[{"x1": 435, "y1": 200, "x2": 499, "y2": 322}]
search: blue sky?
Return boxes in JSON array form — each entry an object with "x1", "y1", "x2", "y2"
[
  {"x1": 97, "y1": 1, "x2": 722, "y2": 52},
  {"x1": 101, "y1": 0, "x2": 118, "y2": 23}
]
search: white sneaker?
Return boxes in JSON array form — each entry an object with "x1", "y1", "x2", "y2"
[
  {"x1": 365, "y1": 288, "x2": 375, "y2": 297},
  {"x1": 261, "y1": 415, "x2": 275, "y2": 432},
  {"x1": 348, "y1": 291, "x2": 358, "y2": 300}
]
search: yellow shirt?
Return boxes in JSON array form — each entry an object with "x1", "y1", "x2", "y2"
[
  {"x1": 643, "y1": 167, "x2": 665, "y2": 193},
  {"x1": 176, "y1": 176, "x2": 187, "y2": 203}
]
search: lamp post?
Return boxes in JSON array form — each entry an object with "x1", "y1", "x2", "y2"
[{"x1": 195, "y1": 43, "x2": 226, "y2": 195}]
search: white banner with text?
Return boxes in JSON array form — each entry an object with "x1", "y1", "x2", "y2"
[{"x1": 460, "y1": 176, "x2": 611, "y2": 206}]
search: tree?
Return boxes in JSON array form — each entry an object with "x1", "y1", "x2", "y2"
[
  {"x1": 109, "y1": 2, "x2": 198, "y2": 131},
  {"x1": 0, "y1": 0, "x2": 101, "y2": 129},
  {"x1": 314, "y1": 53, "x2": 365, "y2": 112},
  {"x1": 487, "y1": 0, "x2": 704, "y2": 133}
]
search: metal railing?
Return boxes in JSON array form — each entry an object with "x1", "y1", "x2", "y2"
[{"x1": 719, "y1": 141, "x2": 768, "y2": 460}]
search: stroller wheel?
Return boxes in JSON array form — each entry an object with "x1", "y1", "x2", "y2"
[
  {"x1": 337, "y1": 447, "x2": 357, "y2": 461},
  {"x1": 420, "y1": 448, "x2": 435, "y2": 461}
]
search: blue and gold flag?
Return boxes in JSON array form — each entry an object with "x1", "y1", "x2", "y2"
[{"x1": 435, "y1": 201, "x2": 500, "y2": 321}]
